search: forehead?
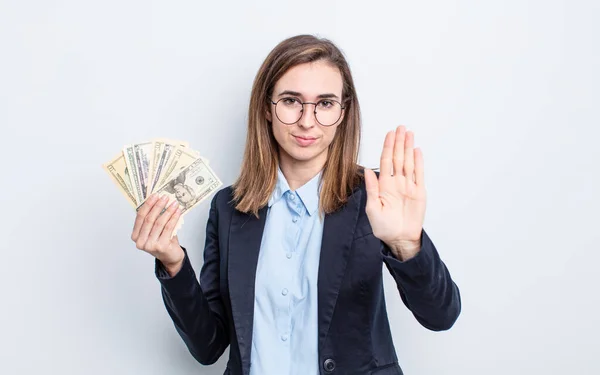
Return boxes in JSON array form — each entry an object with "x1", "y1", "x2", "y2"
[{"x1": 274, "y1": 61, "x2": 343, "y2": 98}]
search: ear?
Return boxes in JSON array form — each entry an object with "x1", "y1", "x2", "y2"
[
  {"x1": 265, "y1": 100, "x2": 273, "y2": 122},
  {"x1": 337, "y1": 107, "x2": 345, "y2": 126}
]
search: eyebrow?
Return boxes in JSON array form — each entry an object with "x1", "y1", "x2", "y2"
[{"x1": 277, "y1": 90, "x2": 340, "y2": 100}]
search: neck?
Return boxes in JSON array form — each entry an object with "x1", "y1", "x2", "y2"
[{"x1": 279, "y1": 149, "x2": 327, "y2": 191}]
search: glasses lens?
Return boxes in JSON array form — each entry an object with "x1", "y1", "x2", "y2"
[
  {"x1": 315, "y1": 100, "x2": 342, "y2": 126},
  {"x1": 275, "y1": 98, "x2": 303, "y2": 124}
]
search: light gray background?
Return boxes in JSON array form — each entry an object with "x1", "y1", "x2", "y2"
[{"x1": 1, "y1": 0, "x2": 598, "y2": 374}]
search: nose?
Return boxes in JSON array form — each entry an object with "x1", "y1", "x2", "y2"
[{"x1": 298, "y1": 103, "x2": 318, "y2": 128}]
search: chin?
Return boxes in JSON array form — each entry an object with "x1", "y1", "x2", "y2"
[
  {"x1": 286, "y1": 150, "x2": 315, "y2": 161},
  {"x1": 281, "y1": 145, "x2": 325, "y2": 163}
]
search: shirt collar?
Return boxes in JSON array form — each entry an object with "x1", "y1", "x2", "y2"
[
  {"x1": 267, "y1": 167, "x2": 290, "y2": 208},
  {"x1": 268, "y1": 166, "x2": 322, "y2": 216}
]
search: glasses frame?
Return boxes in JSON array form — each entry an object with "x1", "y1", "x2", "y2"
[{"x1": 269, "y1": 97, "x2": 346, "y2": 127}]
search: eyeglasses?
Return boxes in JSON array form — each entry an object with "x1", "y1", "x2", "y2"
[{"x1": 269, "y1": 97, "x2": 345, "y2": 127}]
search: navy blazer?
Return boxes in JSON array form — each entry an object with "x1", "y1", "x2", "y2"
[{"x1": 155, "y1": 176, "x2": 461, "y2": 375}]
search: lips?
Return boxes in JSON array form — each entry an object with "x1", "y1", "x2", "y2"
[{"x1": 292, "y1": 135, "x2": 318, "y2": 147}]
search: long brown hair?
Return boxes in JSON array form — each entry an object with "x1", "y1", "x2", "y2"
[{"x1": 232, "y1": 34, "x2": 363, "y2": 217}]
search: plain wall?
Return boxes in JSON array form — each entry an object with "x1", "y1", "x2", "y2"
[{"x1": 1, "y1": 0, "x2": 598, "y2": 374}]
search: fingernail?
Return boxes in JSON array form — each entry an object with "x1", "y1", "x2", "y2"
[{"x1": 161, "y1": 195, "x2": 168, "y2": 201}]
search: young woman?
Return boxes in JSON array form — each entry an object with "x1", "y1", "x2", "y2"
[{"x1": 131, "y1": 34, "x2": 461, "y2": 375}]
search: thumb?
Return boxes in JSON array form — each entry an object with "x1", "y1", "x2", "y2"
[{"x1": 364, "y1": 168, "x2": 381, "y2": 211}]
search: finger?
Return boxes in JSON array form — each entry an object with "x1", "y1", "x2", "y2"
[
  {"x1": 393, "y1": 125, "x2": 406, "y2": 177},
  {"x1": 364, "y1": 168, "x2": 381, "y2": 213},
  {"x1": 172, "y1": 218, "x2": 184, "y2": 239},
  {"x1": 148, "y1": 199, "x2": 180, "y2": 245},
  {"x1": 136, "y1": 194, "x2": 170, "y2": 249},
  {"x1": 414, "y1": 147, "x2": 425, "y2": 187},
  {"x1": 160, "y1": 206, "x2": 183, "y2": 243},
  {"x1": 132, "y1": 193, "x2": 159, "y2": 241},
  {"x1": 380, "y1": 131, "x2": 395, "y2": 180},
  {"x1": 404, "y1": 131, "x2": 415, "y2": 182}
]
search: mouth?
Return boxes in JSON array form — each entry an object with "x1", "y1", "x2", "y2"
[
  {"x1": 292, "y1": 135, "x2": 318, "y2": 146},
  {"x1": 293, "y1": 135, "x2": 317, "y2": 140}
]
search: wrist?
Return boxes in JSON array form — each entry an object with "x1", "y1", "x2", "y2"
[
  {"x1": 161, "y1": 250, "x2": 185, "y2": 277},
  {"x1": 387, "y1": 239, "x2": 421, "y2": 261}
]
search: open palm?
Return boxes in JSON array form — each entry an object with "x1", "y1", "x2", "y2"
[{"x1": 364, "y1": 126, "x2": 427, "y2": 253}]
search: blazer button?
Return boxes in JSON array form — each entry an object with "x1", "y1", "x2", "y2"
[{"x1": 323, "y1": 358, "x2": 336, "y2": 372}]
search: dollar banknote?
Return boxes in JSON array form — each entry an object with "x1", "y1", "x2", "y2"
[
  {"x1": 102, "y1": 152, "x2": 138, "y2": 208},
  {"x1": 123, "y1": 145, "x2": 145, "y2": 204},
  {"x1": 103, "y1": 138, "x2": 220, "y2": 238},
  {"x1": 156, "y1": 146, "x2": 200, "y2": 190},
  {"x1": 152, "y1": 157, "x2": 222, "y2": 217},
  {"x1": 150, "y1": 141, "x2": 178, "y2": 195},
  {"x1": 133, "y1": 141, "x2": 154, "y2": 201},
  {"x1": 149, "y1": 139, "x2": 191, "y2": 193}
]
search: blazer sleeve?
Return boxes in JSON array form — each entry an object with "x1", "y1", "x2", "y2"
[
  {"x1": 382, "y1": 228, "x2": 462, "y2": 331},
  {"x1": 154, "y1": 190, "x2": 230, "y2": 365}
]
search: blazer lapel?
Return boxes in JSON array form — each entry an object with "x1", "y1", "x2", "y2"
[
  {"x1": 228, "y1": 206, "x2": 268, "y2": 375},
  {"x1": 317, "y1": 187, "x2": 362, "y2": 351}
]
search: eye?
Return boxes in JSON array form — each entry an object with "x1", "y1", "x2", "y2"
[
  {"x1": 281, "y1": 97, "x2": 299, "y2": 106},
  {"x1": 318, "y1": 100, "x2": 333, "y2": 109}
]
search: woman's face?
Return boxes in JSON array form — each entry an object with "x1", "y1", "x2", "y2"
[{"x1": 268, "y1": 60, "x2": 344, "y2": 168}]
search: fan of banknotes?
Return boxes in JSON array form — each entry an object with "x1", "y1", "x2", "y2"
[{"x1": 102, "y1": 138, "x2": 222, "y2": 237}]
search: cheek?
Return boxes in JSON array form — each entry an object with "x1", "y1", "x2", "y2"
[
  {"x1": 322, "y1": 127, "x2": 338, "y2": 147},
  {"x1": 272, "y1": 122, "x2": 287, "y2": 143}
]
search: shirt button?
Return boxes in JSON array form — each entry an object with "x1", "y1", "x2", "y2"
[
  {"x1": 289, "y1": 194, "x2": 295, "y2": 200},
  {"x1": 292, "y1": 216, "x2": 298, "y2": 223},
  {"x1": 282, "y1": 288, "x2": 288, "y2": 296},
  {"x1": 281, "y1": 334, "x2": 288, "y2": 341},
  {"x1": 286, "y1": 253, "x2": 292, "y2": 259}
]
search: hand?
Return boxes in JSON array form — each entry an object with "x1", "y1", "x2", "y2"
[
  {"x1": 364, "y1": 125, "x2": 427, "y2": 261},
  {"x1": 131, "y1": 193, "x2": 185, "y2": 274}
]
